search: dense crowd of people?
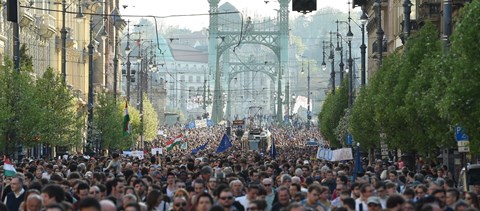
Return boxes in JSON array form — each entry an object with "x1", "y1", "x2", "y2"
[{"x1": 0, "y1": 125, "x2": 479, "y2": 211}]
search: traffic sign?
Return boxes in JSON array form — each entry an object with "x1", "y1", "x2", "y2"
[
  {"x1": 455, "y1": 126, "x2": 469, "y2": 141},
  {"x1": 458, "y1": 146, "x2": 470, "y2": 152},
  {"x1": 457, "y1": 141, "x2": 469, "y2": 147}
]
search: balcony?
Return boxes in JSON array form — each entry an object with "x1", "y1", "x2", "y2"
[
  {"x1": 418, "y1": 0, "x2": 441, "y2": 27},
  {"x1": 371, "y1": 39, "x2": 388, "y2": 59},
  {"x1": 19, "y1": 9, "x2": 34, "y2": 27},
  {"x1": 39, "y1": 14, "x2": 57, "y2": 39}
]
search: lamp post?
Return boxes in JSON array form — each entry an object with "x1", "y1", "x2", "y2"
[
  {"x1": 360, "y1": 9, "x2": 368, "y2": 86},
  {"x1": 346, "y1": 23, "x2": 354, "y2": 108},
  {"x1": 329, "y1": 33, "x2": 335, "y2": 95},
  {"x1": 301, "y1": 61, "x2": 311, "y2": 129},
  {"x1": 125, "y1": 22, "x2": 132, "y2": 102},
  {"x1": 375, "y1": 0, "x2": 384, "y2": 66},
  {"x1": 86, "y1": 17, "x2": 95, "y2": 154},
  {"x1": 321, "y1": 41, "x2": 327, "y2": 71},
  {"x1": 335, "y1": 23, "x2": 344, "y2": 83},
  {"x1": 61, "y1": 0, "x2": 67, "y2": 85}
]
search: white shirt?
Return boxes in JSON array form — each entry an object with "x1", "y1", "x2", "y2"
[
  {"x1": 355, "y1": 198, "x2": 368, "y2": 211},
  {"x1": 236, "y1": 196, "x2": 250, "y2": 210}
]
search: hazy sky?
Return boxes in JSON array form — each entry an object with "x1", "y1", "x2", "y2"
[{"x1": 119, "y1": 0, "x2": 357, "y2": 31}]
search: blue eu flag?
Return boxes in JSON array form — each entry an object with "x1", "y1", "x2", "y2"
[{"x1": 216, "y1": 133, "x2": 232, "y2": 153}]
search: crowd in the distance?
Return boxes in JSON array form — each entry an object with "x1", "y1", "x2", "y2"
[{"x1": 0, "y1": 125, "x2": 479, "y2": 211}]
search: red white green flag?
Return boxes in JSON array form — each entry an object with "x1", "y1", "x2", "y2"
[
  {"x1": 3, "y1": 157, "x2": 16, "y2": 177},
  {"x1": 166, "y1": 134, "x2": 183, "y2": 151}
]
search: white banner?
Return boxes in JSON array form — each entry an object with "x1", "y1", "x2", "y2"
[
  {"x1": 317, "y1": 147, "x2": 353, "y2": 161},
  {"x1": 151, "y1": 148, "x2": 163, "y2": 155},
  {"x1": 195, "y1": 120, "x2": 207, "y2": 128}
]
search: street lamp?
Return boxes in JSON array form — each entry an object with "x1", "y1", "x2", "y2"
[
  {"x1": 125, "y1": 21, "x2": 132, "y2": 102},
  {"x1": 329, "y1": 33, "x2": 335, "y2": 95},
  {"x1": 346, "y1": 22, "x2": 354, "y2": 108},
  {"x1": 375, "y1": 0, "x2": 384, "y2": 66},
  {"x1": 335, "y1": 22, "x2": 345, "y2": 83},
  {"x1": 360, "y1": 8, "x2": 368, "y2": 86},
  {"x1": 321, "y1": 41, "x2": 327, "y2": 71},
  {"x1": 62, "y1": 0, "x2": 84, "y2": 84}
]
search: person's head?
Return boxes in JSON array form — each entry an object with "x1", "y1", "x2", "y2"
[
  {"x1": 26, "y1": 193, "x2": 43, "y2": 211},
  {"x1": 208, "y1": 177, "x2": 218, "y2": 190},
  {"x1": 172, "y1": 196, "x2": 188, "y2": 211},
  {"x1": 416, "y1": 184, "x2": 427, "y2": 199},
  {"x1": 246, "y1": 183, "x2": 260, "y2": 200},
  {"x1": 42, "y1": 184, "x2": 66, "y2": 206},
  {"x1": 290, "y1": 183, "x2": 301, "y2": 197},
  {"x1": 247, "y1": 199, "x2": 267, "y2": 211},
  {"x1": 445, "y1": 188, "x2": 460, "y2": 206},
  {"x1": 319, "y1": 186, "x2": 330, "y2": 201},
  {"x1": 454, "y1": 201, "x2": 469, "y2": 211},
  {"x1": 100, "y1": 200, "x2": 116, "y2": 211},
  {"x1": 89, "y1": 185, "x2": 101, "y2": 200},
  {"x1": 11, "y1": 174, "x2": 24, "y2": 192},
  {"x1": 306, "y1": 184, "x2": 321, "y2": 204},
  {"x1": 76, "y1": 181, "x2": 90, "y2": 200},
  {"x1": 281, "y1": 174, "x2": 292, "y2": 186},
  {"x1": 342, "y1": 197, "x2": 356, "y2": 211},
  {"x1": 229, "y1": 179, "x2": 243, "y2": 194},
  {"x1": 193, "y1": 179, "x2": 206, "y2": 195},
  {"x1": 385, "y1": 194, "x2": 405, "y2": 210},
  {"x1": 146, "y1": 189, "x2": 163, "y2": 211},
  {"x1": 401, "y1": 200, "x2": 415, "y2": 211},
  {"x1": 45, "y1": 204, "x2": 66, "y2": 211},
  {"x1": 122, "y1": 193, "x2": 138, "y2": 209},
  {"x1": 261, "y1": 178, "x2": 273, "y2": 192},
  {"x1": 388, "y1": 170, "x2": 398, "y2": 181},
  {"x1": 133, "y1": 179, "x2": 147, "y2": 196},
  {"x1": 375, "y1": 182, "x2": 386, "y2": 198},
  {"x1": 367, "y1": 196, "x2": 382, "y2": 211},
  {"x1": 194, "y1": 192, "x2": 213, "y2": 211},
  {"x1": 360, "y1": 183, "x2": 374, "y2": 199},
  {"x1": 77, "y1": 197, "x2": 101, "y2": 211},
  {"x1": 432, "y1": 189, "x2": 447, "y2": 207},
  {"x1": 286, "y1": 202, "x2": 305, "y2": 211},
  {"x1": 218, "y1": 187, "x2": 235, "y2": 208},
  {"x1": 277, "y1": 186, "x2": 291, "y2": 206},
  {"x1": 111, "y1": 178, "x2": 125, "y2": 197},
  {"x1": 124, "y1": 202, "x2": 141, "y2": 211},
  {"x1": 465, "y1": 192, "x2": 480, "y2": 208},
  {"x1": 351, "y1": 182, "x2": 362, "y2": 198}
]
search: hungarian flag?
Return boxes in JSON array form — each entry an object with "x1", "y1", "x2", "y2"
[
  {"x1": 3, "y1": 157, "x2": 16, "y2": 177},
  {"x1": 123, "y1": 101, "x2": 130, "y2": 136},
  {"x1": 166, "y1": 134, "x2": 183, "y2": 151}
]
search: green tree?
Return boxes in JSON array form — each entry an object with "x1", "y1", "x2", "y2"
[
  {"x1": 142, "y1": 94, "x2": 159, "y2": 142},
  {"x1": 318, "y1": 79, "x2": 348, "y2": 147},
  {"x1": 350, "y1": 86, "x2": 380, "y2": 149},
  {"x1": 440, "y1": 0, "x2": 480, "y2": 153},
  {"x1": 33, "y1": 68, "x2": 85, "y2": 148}
]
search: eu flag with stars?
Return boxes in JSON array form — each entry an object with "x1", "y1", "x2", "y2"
[{"x1": 216, "y1": 133, "x2": 232, "y2": 153}]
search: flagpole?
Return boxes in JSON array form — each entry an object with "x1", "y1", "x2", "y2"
[{"x1": 1, "y1": 174, "x2": 5, "y2": 200}]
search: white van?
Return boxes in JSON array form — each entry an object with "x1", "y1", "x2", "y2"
[{"x1": 458, "y1": 164, "x2": 480, "y2": 192}]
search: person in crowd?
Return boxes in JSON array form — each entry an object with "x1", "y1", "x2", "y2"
[
  {"x1": 465, "y1": 192, "x2": 480, "y2": 209},
  {"x1": 300, "y1": 184, "x2": 327, "y2": 211},
  {"x1": 366, "y1": 196, "x2": 382, "y2": 211},
  {"x1": 100, "y1": 200, "x2": 116, "y2": 211},
  {"x1": 236, "y1": 183, "x2": 260, "y2": 210},
  {"x1": 4, "y1": 173, "x2": 26, "y2": 211},
  {"x1": 355, "y1": 183, "x2": 374, "y2": 211},
  {"x1": 77, "y1": 197, "x2": 101, "y2": 211},
  {"x1": 246, "y1": 199, "x2": 267, "y2": 211},
  {"x1": 271, "y1": 186, "x2": 291, "y2": 211},
  {"x1": 172, "y1": 196, "x2": 189, "y2": 211},
  {"x1": 24, "y1": 193, "x2": 42, "y2": 211},
  {"x1": 385, "y1": 194, "x2": 405, "y2": 211},
  {"x1": 446, "y1": 188, "x2": 460, "y2": 209},
  {"x1": 146, "y1": 189, "x2": 169, "y2": 211},
  {"x1": 41, "y1": 184, "x2": 66, "y2": 207},
  {"x1": 192, "y1": 192, "x2": 213, "y2": 211}
]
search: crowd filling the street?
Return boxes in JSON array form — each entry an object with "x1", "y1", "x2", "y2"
[{"x1": 1, "y1": 125, "x2": 479, "y2": 211}]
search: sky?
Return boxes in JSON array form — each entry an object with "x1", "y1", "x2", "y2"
[{"x1": 119, "y1": 0, "x2": 356, "y2": 31}]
